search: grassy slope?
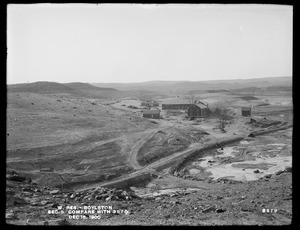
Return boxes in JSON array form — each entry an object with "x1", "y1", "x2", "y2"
[{"x1": 6, "y1": 90, "x2": 156, "y2": 188}]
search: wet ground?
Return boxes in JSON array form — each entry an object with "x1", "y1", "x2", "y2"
[{"x1": 184, "y1": 128, "x2": 292, "y2": 182}]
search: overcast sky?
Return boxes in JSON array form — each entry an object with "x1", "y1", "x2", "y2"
[{"x1": 7, "y1": 4, "x2": 293, "y2": 84}]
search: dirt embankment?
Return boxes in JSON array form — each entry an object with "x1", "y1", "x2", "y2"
[
  {"x1": 137, "y1": 127, "x2": 209, "y2": 166},
  {"x1": 248, "y1": 124, "x2": 293, "y2": 137}
]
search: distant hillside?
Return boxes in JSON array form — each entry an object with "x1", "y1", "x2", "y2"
[
  {"x1": 7, "y1": 81, "x2": 120, "y2": 98},
  {"x1": 7, "y1": 81, "x2": 164, "y2": 100},
  {"x1": 92, "y1": 76, "x2": 292, "y2": 95},
  {"x1": 8, "y1": 76, "x2": 291, "y2": 98},
  {"x1": 229, "y1": 85, "x2": 292, "y2": 95},
  {"x1": 231, "y1": 87, "x2": 262, "y2": 93},
  {"x1": 264, "y1": 85, "x2": 292, "y2": 91},
  {"x1": 64, "y1": 82, "x2": 118, "y2": 91},
  {"x1": 8, "y1": 82, "x2": 80, "y2": 95}
]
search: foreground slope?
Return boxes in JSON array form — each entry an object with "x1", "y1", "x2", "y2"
[{"x1": 6, "y1": 89, "x2": 157, "y2": 188}]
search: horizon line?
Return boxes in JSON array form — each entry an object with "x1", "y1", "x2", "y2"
[{"x1": 7, "y1": 76, "x2": 292, "y2": 85}]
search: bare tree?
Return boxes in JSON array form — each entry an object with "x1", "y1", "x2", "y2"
[
  {"x1": 213, "y1": 106, "x2": 233, "y2": 130},
  {"x1": 187, "y1": 94, "x2": 199, "y2": 104}
]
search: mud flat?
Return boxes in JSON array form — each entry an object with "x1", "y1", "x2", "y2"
[
  {"x1": 183, "y1": 128, "x2": 292, "y2": 182},
  {"x1": 193, "y1": 155, "x2": 291, "y2": 181}
]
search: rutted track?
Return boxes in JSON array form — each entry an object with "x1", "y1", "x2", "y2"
[
  {"x1": 128, "y1": 129, "x2": 161, "y2": 170},
  {"x1": 127, "y1": 119, "x2": 176, "y2": 169}
]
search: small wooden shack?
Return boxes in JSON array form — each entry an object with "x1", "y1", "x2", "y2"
[
  {"x1": 151, "y1": 102, "x2": 159, "y2": 107},
  {"x1": 143, "y1": 110, "x2": 160, "y2": 119},
  {"x1": 187, "y1": 104, "x2": 209, "y2": 118},
  {"x1": 241, "y1": 107, "x2": 252, "y2": 116},
  {"x1": 141, "y1": 102, "x2": 151, "y2": 107}
]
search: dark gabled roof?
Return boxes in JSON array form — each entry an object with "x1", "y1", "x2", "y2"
[
  {"x1": 195, "y1": 100, "x2": 208, "y2": 106},
  {"x1": 143, "y1": 110, "x2": 160, "y2": 115},
  {"x1": 188, "y1": 104, "x2": 207, "y2": 109}
]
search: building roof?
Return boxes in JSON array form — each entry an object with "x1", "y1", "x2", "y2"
[
  {"x1": 188, "y1": 104, "x2": 207, "y2": 109},
  {"x1": 160, "y1": 97, "x2": 209, "y2": 105},
  {"x1": 195, "y1": 100, "x2": 208, "y2": 106},
  {"x1": 160, "y1": 98, "x2": 190, "y2": 104},
  {"x1": 241, "y1": 107, "x2": 252, "y2": 111},
  {"x1": 143, "y1": 110, "x2": 160, "y2": 115}
]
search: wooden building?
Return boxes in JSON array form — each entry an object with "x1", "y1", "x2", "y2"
[
  {"x1": 141, "y1": 102, "x2": 151, "y2": 108},
  {"x1": 241, "y1": 107, "x2": 252, "y2": 116},
  {"x1": 187, "y1": 104, "x2": 209, "y2": 118},
  {"x1": 152, "y1": 102, "x2": 159, "y2": 107},
  {"x1": 166, "y1": 110, "x2": 185, "y2": 116},
  {"x1": 143, "y1": 110, "x2": 160, "y2": 119}
]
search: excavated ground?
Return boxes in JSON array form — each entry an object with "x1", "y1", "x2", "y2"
[{"x1": 7, "y1": 92, "x2": 293, "y2": 225}]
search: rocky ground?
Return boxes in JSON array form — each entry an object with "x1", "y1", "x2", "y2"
[{"x1": 6, "y1": 167, "x2": 292, "y2": 226}]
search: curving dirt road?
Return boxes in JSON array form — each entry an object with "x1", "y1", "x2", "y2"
[
  {"x1": 128, "y1": 129, "x2": 158, "y2": 170},
  {"x1": 128, "y1": 120, "x2": 176, "y2": 169}
]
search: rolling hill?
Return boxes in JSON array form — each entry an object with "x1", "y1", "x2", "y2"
[
  {"x1": 64, "y1": 82, "x2": 117, "y2": 91},
  {"x1": 7, "y1": 81, "x2": 122, "y2": 98},
  {"x1": 7, "y1": 81, "x2": 166, "y2": 100},
  {"x1": 8, "y1": 81, "x2": 81, "y2": 95},
  {"x1": 91, "y1": 76, "x2": 292, "y2": 95}
]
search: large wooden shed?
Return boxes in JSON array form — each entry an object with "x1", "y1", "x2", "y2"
[{"x1": 187, "y1": 104, "x2": 209, "y2": 118}]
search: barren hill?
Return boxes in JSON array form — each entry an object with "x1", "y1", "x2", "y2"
[
  {"x1": 8, "y1": 81, "x2": 80, "y2": 95},
  {"x1": 6, "y1": 90, "x2": 157, "y2": 188},
  {"x1": 7, "y1": 81, "x2": 164, "y2": 100},
  {"x1": 7, "y1": 81, "x2": 120, "y2": 98},
  {"x1": 92, "y1": 76, "x2": 292, "y2": 95},
  {"x1": 64, "y1": 82, "x2": 117, "y2": 91}
]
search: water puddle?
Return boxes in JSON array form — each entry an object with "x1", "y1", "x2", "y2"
[
  {"x1": 240, "y1": 140, "x2": 249, "y2": 145},
  {"x1": 189, "y1": 168, "x2": 201, "y2": 174},
  {"x1": 192, "y1": 156, "x2": 214, "y2": 168},
  {"x1": 216, "y1": 147, "x2": 239, "y2": 157}
]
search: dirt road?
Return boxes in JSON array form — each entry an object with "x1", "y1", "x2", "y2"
[
  {"x1": 128, "y1": 130, "x2": 159, "y2": 169},
  {"x1": 128, "y1": 120, "x2": 176, "y2": 169}
]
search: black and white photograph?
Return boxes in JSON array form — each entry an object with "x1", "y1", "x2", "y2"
[{"x1": 6, "y1": 3, "x2": 293, "y2": 225}]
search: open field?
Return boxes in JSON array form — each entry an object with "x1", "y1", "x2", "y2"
[{"x1": 6, "y1": 79, "x2": 293, "y2": 225}]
